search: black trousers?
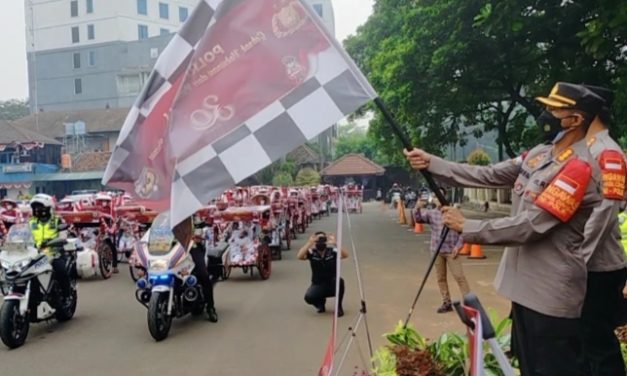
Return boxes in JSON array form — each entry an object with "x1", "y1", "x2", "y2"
[
  {"x1": 511, "y1": 302, "x2": 585, "y2": 376},
  {"x1": 190, "y1": 246, "x2": 214, "y2": 309},
  {"x1": 581, "y1": 268, "x2": 627, "y2": 376},
  {"x1": 304, "y1": 278, "x2": 344, "y2": 309},
  {"x1": 51, "y1": 256, "x2": 71, "y2": 296}
]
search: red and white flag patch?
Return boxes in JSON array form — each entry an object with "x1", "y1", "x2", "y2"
[
  {"x1": 598, "y1": 150, "x2": 626, "y2": 200},
  {"x1": 535, "y1": 159, "x2": 592, "y2": 222}
]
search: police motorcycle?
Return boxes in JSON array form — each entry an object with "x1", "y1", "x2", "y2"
[
  {"x1": 134, "y1": 212, "x2": 210, "y2": 341},
  {"x1": 0, "y1": 223, "x2": 79, "y2": 349}
]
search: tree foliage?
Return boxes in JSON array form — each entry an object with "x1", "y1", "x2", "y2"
[
  {"x1": 467, "y1": 148, "x2": 491, "y2": 166},
  {"x1": 0, "y1": 99, "x2": 29, "y2": 121},
  {"x1": 295, "y1": 167, "x2": 321, "y2": 186},
  {"x1": 345, "y1": 0, "x2": 627, "y2": 161},
  {"x1": 272, "y1": 172, "x2": 294, "y2": 187}
]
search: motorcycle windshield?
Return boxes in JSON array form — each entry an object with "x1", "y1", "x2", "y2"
[
  {"x1": 4, "y1": 223, "x2": 35, "y2": 252},
  {"x1": 147, "y1": 212, "x2": 176, "y2": 256}
]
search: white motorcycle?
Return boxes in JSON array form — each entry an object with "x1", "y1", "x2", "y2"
[
  {"x1": 0, "y1": 224, "x2": 79, "y2": 349},
  {"x1": 134, "y1": 212, "x2": 209, "y2": 341}
]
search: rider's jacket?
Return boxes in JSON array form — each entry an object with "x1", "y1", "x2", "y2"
[{"x1": 29, "y1": 216, "x2": 61, "y2": 248}]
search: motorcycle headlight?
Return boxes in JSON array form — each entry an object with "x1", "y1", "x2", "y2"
[{"x1": 149, "y1": 259, "x2": 168, "y2": 272}]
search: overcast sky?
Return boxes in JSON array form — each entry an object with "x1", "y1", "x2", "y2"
[{"x1": 0, "y1": 0, "x2": 374, "y2": 101}]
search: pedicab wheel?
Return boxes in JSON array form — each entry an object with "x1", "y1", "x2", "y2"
[
  {"x1": 0, "y1": 300, "x2": 30, "y2": 349},
  {"x1": 257, "y1": 243, "x2": 272, "y2": 280},
  {"x1": 147, "y1": 291, "x2": 172, "y2": 341},
  {"x1": 284, "y1": 231, "x2": 291, "y2": 250},
  {"x1": 98, "y1": 242, "x2": 114, "y2": 280},
  {"x1": 224, "y1": 266, "x2": 232, "y2": 279},
  {"x1": 242, "y1": 266, "x2": 249, "y2": 274},
  {"x1": 129, "y1": 264, "x2": 144, "y2": 282},
  {"x1": 299, "y1": 222, "x2": 306, "y2": 234}
]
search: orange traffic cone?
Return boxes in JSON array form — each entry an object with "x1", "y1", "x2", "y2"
[
  {"x1": 414, "y1": 222, "x2": 424, "y2": 233},
  {"x1": 459, "y1": 243, "x2": 470, "y2": 256},
  {"x1": 468, "y1": 244, "x2": 486, "y2": 259}
]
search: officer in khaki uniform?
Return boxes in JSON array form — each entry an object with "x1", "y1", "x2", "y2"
[
  {"x1": 570, "y1": 85, "x2": 627, "y2": 375},
  {"x1": 404, "y1": 83, "x2": 606, "y2": 376}
]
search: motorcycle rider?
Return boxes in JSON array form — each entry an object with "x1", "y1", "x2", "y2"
[
  {"x1": 29, "y1": 194, "x2": 72, "y2": 297},
  {"x1": 192, "y1": 216, "x2": 218, "y2": 322}
]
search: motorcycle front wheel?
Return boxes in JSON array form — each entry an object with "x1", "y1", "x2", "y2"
[
  {"x1": 0, "y1": 300, "x2": 30, "y2": 349},
  {"x1": 147, "y1": 291, "x2": 172, "y2": 341},
  {"x1": 55, "y1": 285, "x2": 78, "y2": 322}
]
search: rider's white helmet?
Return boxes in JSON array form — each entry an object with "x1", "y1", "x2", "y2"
[{"x1": 30, "y1": 193, "x2": 55, "y2": 209}]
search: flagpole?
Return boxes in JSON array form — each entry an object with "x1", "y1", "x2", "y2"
[{"x1": 373, "y1": 97, "x2": 453, "y2": 328}]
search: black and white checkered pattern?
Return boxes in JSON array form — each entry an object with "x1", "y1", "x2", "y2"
[{"x1": 104, "y1": 0, "x2": 377, "y2": 226}]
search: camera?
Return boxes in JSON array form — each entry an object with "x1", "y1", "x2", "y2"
[{"x1": 317, "y1": 235, "x2": 327, "y2": 243}]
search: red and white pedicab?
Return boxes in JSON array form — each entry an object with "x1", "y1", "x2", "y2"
[
  {"x1": 345, "y1": 185, "x2": 363, "y2": 213},
  {"x1": 219, "y1": 206, "x2": 272, "y2": 280}
]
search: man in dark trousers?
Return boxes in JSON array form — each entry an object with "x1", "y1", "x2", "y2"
[
  {"x1": 298, "y1": 231, "x2": 348, "y2": 317},
  {"x1": 405, "y1": 83, "x2": 606, "y2": 376}
]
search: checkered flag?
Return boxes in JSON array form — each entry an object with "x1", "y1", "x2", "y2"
[{"x1": 103, "y1": 0, "x2": 377, "y2": 226}]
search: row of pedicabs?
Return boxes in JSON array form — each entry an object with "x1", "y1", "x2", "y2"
[{"x1": 0, "y1": 184, "x2": 364, "y2": 283}]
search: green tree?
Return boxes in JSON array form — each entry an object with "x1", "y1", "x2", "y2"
[
  {"x1": 345, "y1": 0, "x2": 625, "y2": 161},
  {"x1": 272, "y1": 171, "x2": 294, "y2": 187},
  {"x1": 0, "y1": 99, "x2": 29, "y2": 121},
  {"x1": 295, "y1": 167, "x2": 321, "y2": 186},
  {"x1": 255, "y1": 159, "x2": 296, "y2": 185},
  {"x1": 467, "y1": 148, "x2": 491, "y2": 166}
]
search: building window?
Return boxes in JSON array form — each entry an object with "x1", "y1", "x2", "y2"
[
  {"x1": 137, "y1": 0, "x2": 147, "y2": 15},
  {"x1": 312, "y1": 4, "x2": 323, "y2": 17},
  {"x1": 86, "y1": 0, "x2": 94, "y2": 13},
  {"x1": 87, "y1": 24, "x2": 95, "y2": 40},
  {"x1": 71, "y1": 0, "x2": 78, "y2": 17},
  {"x1": 117, "y1": 72, "x2": 150, "y2": 95},
  {"x1": 159, "y1": 3, "x2": 169, "y2": 19},
  {"x1": 179, "y1": 6, "x2": 188, "y2": 22},
  {"x1": 160, "y1": 28, "x2": 170, "y2": 36},
  {"x1": 88, "y1": 51, "x2": 96, "y2": 66},
  {"x1": 138, "y1": 24, "x2": 148, "y2": 40},
  {"x1": 71, "y1": 26, "x2": 80, "y2": 43},
  {"x1": 74, "y1": 78, "x2": 83, "y2": 94},
  {"x1": 73, "y1": 52, "x2": 81, "y2": 69}
]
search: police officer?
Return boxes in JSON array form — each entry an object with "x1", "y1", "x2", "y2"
[
  {"x1": 576, "y1": 85, "x2": 627, "y2": 375},
  {"x1": 404, "y1": 83, "x2": 605, "y2": 376},
  {"x1": 297, "y1": 231, "x2": 348, "y2": 317},
  {"x1": 29, "y1": 194, "x2": 72, "y2": 297},
  {"x1": 191, "y1": 216, "x2": 218, "y2": 322}
]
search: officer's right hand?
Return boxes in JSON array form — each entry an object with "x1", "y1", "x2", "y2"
[{"x1": 403, "y1": 148, "x2": 431, "y2": 170}]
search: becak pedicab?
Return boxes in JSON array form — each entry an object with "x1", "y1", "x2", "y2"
[
  {"x1": 345, "y1": 185, "x2": 363, "y2": 213},
  {"x1": 251, "y1": 194, "x2": 284, "y2": 260},
  {"x1": 270, "y1": 191, "x2": 292, "y2": 251},
  {"x1": 0, "y1": 199, "x2": 25, "y2": 241},
  {"x1": 57, "y1": 194, "x2": 117, "y2": 279},
  {"x1": 329, "y1": 186, "x2": 339, "y2": 213},
  {"x1": 310, "y1": 188, "x2": 322, "y2": 220},
  {"x1": 220, "y1": 206, "x2": 272, "y2": 280},
  {"x1": 318, "y1": 186, "x2": 331, "y2": 217}
]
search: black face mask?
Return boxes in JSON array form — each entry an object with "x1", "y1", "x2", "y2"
[
  {"x1": 536, "y1": 111, "x2": 562, "y2": 142},
  {"x1": 315, "y1": 243, "x2": 326, "y2": 251}
]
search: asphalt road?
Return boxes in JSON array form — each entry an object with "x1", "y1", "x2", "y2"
[{"x1": 0, "y1": 203, "x2": 509, "y2": 375}]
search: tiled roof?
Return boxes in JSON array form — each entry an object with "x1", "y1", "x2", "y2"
[
  {"x1": 321, "y1": 154, "x2": 385, "y2": 176},
  {"x1": 12, "y1": 108, "x2": 129, "y2": 138},
  {"x1": 72, "y1": 152, "x2": 112, "y2": 172},
  {"x1": 288, "y1": 144, "x2": 319, "y2": 165},
  {"x1": 0, "y1": 119, "x2": 62, "y2": 145}
]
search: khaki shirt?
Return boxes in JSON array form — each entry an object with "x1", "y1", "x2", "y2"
[
  {"x1": 429, "y1": 139, "x2": 601, "y2": 318},
  {"x1": 583, "y1": 130, "x2": 627, "y2": 272}
]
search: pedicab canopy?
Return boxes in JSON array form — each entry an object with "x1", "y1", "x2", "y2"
[{"x1": 102, "y1": 0, "x2": 377, "y2": 236}]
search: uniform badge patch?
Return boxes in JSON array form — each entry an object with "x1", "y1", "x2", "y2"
[
  {"x1": 598, "y1": 150, "x2": 626, "y2": 200},
  {"x1": 535, "y1": 159, "x2": 591, "y2": 222}
]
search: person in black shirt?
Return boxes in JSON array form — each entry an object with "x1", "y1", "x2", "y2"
[{"x1": 297, "y1": 231, "x2": 348, "y2": 317}]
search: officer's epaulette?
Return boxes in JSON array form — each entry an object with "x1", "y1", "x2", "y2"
[
  {"x1": 557, "y1": 148, "x2": 574, "y2": 162},
  {"x1": 587, "y1": 136, "x2": 597, "y2": 148}
]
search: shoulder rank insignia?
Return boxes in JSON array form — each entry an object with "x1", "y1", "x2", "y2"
[
  {"x1": 557, "y1": 148, "x2": 574, "y2": 162},
  {"x1": 535, "y1": 158, "x2": 591, "y2": 222},
  {"x1": 587, "y1": 136, "x2": 597, "y2": 147},
  {"x1": 598, "y1": 150, "x2": 626, "y2": 200}
]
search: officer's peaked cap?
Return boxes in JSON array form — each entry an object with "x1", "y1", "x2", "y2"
[{"x1": 536, "y1": 82, "x2": 605, "y2": 115}]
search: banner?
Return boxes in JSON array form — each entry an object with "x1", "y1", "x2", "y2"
[{"x1": 103, "y1": 0, "x2": 377, "y2": 226}]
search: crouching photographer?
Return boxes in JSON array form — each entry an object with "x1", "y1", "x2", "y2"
[{"x1": 297, "y1": 231, "x2": 348, "y2": 317}]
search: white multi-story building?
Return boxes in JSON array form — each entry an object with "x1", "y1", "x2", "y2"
[{"x1": 25, "y1": 0, "x2": 336, "y2": 113}]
